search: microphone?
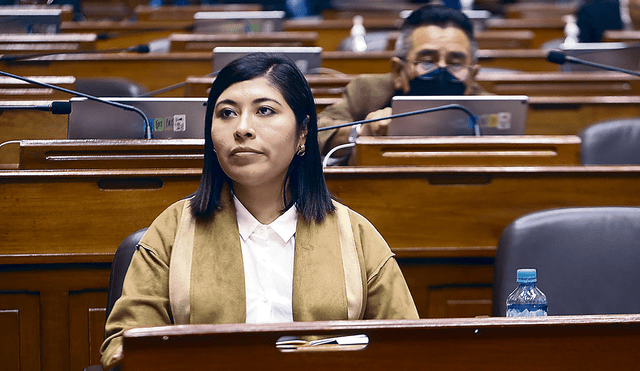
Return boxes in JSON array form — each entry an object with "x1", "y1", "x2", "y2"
[
  {"x1": 317, "y1": 103, "x2": 480, "y2": 135},
  {"x1": 546, "y1": 50, "x2": 640, "y2": 77},
  {"x1": 0, "y1": 101, "x2": 71, "y2": 114},
  {"x1": 0, "y1": 70, "x2": 152, "y2": 139}
]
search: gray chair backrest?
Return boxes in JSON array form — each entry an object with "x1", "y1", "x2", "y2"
[
  {"x1": 493, "y1": 207, "x2": 640, "y2": 316},
  {"x1": 105, "y1": 228, "x2": 148, "y2": 321},
  {"x1": 75, "y1": 77, "x2": 147, "y2": 97},
  {"x1": 579, "y1": 119, "x2": 640, "y2": 165}
]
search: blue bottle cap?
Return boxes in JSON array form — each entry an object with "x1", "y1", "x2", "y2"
[{"x1": 516, "y1": 268, "x2": 537, "y2": 283}]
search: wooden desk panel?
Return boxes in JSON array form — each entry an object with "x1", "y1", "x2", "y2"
[
  {"x1": 134, "y1": 4, "x2": 263, "y2": 21},
  {"x1": 283, "y1": 18, "x2": 402, "y2": 52},
  {"x1": 61, "y1": 20, "x2": 193, "y2": 51},
  {"x1": 477, "y1": 49, "x2": 555, "y2": 72},
  {"x1": 354, "y1": 136, "x2": 581, "y2": 166},
  {"x1": 527, "y1": 96, "x2": 640, "y2": 135},
  {"x1": 0, "y1": 76, "x2": 75, "y2": 100},
  {"x1": 0, "y1": 101, "x2": 68, "y2": 168},
  {"x1": 18, "y1": 139, "x2": 204, "y2": 170},
  {"x1": 485, "y1": 18, "x2": 565, "y2": 49},
  {"x1": 0, "y1": 52, "x2": 213, "y2": 93},
  {"x1": 476, "y1": 71, "x2": 640, "y2": 96},
  {"x1": 123, "y1": 315, "x2": 640, "y2": 371},
  {"x1": 0, "y1": 34, "x2": 97, "y2": 54},
  {"x1": 169, "y1": 32, "x2": 319, "y2": 52}
]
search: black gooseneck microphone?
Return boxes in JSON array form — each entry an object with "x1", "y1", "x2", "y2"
[
  {"x1": 317, "y1": 103, "x2": 481, "y2": 136},
  {"x1": 547, "y1": 50, "x2": 640, "y2": 77},
  {"x1": 0, "y1": 70, "x2": 152, "y2": 139}
]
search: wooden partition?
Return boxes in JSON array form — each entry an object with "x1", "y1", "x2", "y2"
[
  {"x1": 283, "y1": 18, "x2": 402, "y2": 52},
  {"x1": 353, "y1": 135, "x2": 581, "y2": 166},
  {"x1": 60, "y1": 20, "x2": 194, "y2": 50},
  {"x1": 0, "y1": 33, "x2": 97, "y2": 55},
  {"x1": 122, "y1": 315, "x2": 640, "y2": 371},
  {"x1": 4, "y1": 162, "x2": 640, "y2": 370},
  {"x1": 0, "y1": 76, "x2": 75, "y2": 100},
  {"x1": 485, "y1": 18, "x2": 565, "y2": 49},
  {"x1": 476, "y1": 71, "x2": 640, "y2": 96},
  {"x1": 477, "y1": 49, "x2": 554, "y2": 72},
  {"x1": 134, "y1": 4, "x2": 263, "y2": 22},
  {"x1": 168, "y1": 31, "x2": 319, "y2": 52}
]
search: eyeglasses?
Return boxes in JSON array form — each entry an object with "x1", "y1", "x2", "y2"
[{"x1": 405, "y1": 59, "x2": 471, "y2": 79}]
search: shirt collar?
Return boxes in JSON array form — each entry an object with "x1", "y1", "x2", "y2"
[{"x1": 234, "y1": 195, "x2": 298, "y2": 243}]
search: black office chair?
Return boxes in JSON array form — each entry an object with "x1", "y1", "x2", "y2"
[
  {"x1": 84, "y1": 228, "x2": 148, "y2": 371},
  {"x1": 75, "y1": 78, "x2": 148, "y2": 97},
  {"x1": 492, "y1": 207, "x2": 640, "y2": 317},
  {"x1": 579, "y1": 119, "x2": 640, "y2": 165}
]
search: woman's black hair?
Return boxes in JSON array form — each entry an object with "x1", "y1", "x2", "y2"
[{"x1": 190, "y1": 52, "x2": 335, "y2": 223}]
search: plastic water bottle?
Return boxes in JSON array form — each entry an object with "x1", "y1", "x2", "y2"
[
  {"x1": 506, "y1": 268, "x2": 548, "y2": 317},
  {"x1": 350, "y1": 15, "x2": 368, "y2": 52}
]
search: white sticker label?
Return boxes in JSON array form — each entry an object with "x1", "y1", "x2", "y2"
[
  {"x1": 496, "y1": 112, "x2": 511, "y2": 130},
  {"x1": 174, "y1": 114, "x2": 186, "y2": 132}
]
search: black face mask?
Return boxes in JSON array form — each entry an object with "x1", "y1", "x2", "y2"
[{"x1": 406, "y1": 67, "x2": 467, "y2": 96}]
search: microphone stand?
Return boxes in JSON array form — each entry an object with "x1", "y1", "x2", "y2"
[
  {"x1": 0, "y1": 70, "x2": 152, "y2": 139},
  {"x1": 563, "y1": 55, "x2": 640, "y2": 78}
]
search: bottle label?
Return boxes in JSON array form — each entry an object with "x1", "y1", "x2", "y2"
[{"x1": 506, "y1": 304, "x2": 548, "y2": 317}]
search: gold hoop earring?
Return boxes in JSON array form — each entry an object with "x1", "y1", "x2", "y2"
[{"x1": 296, "y1": 144, "x2": 306, "y2": 156}]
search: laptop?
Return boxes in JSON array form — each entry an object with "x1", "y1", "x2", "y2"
[
  {"x1": 213, "y1": 46, "x2": 323, "y2": 75},
  {"x1": 388, "y1": 95, "x2": 529, "y2": 136},
  {"x1": 559, "y1": 42, "x2": 640, "y2": 72},
  {"x1": 194, "y1": 11, "x2": 285, "y2": 34},
  {"x1": 67, "y1": 97, "x2": 208, "y2": 139},
  {"x1": 0, "y1": 9, "x2": 61, "y2": 34}
]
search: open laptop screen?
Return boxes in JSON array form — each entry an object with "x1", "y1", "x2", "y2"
[
  {"x1": 389, "y1": 95, "x2": 528, "y2": 136},
  {"x1": 68, "y1": 97, "x2": 208, "y2": 139}
]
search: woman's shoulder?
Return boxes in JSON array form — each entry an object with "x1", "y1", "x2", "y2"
[{"x1": 138, "y1": 197, "x2": 193, "y2": 258}]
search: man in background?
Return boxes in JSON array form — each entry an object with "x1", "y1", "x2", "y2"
[{"x1": 317, "y1": 4, "x2": 486, "y2": 164}]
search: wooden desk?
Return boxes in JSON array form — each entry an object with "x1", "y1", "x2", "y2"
[
  {"x1": 122, "y1": 315, "x2": 640, "y2": 371},
  {"x1": 527, "y1": 96, "x2": 640, "y2": 135},
  {"x1": 134, "y1": 4, "x2": 263, "y2": 21},
  {"x1": 0, "y1": 33, "x2": 97, "y2": 55},
  {"x1": 0, "y1": 76, "x2": 75, "y2": 100},
  {"x1": 60, "y1": 20, "x2": 193, "y2": 51},
  {"x1": 353, "y1": 135, "x2": 581, "y2": 166},
  {"x1": 477, "y1": 49, "x2": 555, "y2": 72},
  {"x1": 504, "y1": 2, "x2": 578, "y2": 20},
  {"x1": 603, "y1": 29, "x2": 640, "y2": 43},
  {"x1": 0, "y1": 100, "x2": 68, "y2": 167},
  {"x1": 283, "y1": 18, "x2": 403, "y2": 52},
  {"x1": 485, "y1": 18, "x2": 565, "y2": 49},
  {"x1": 476, "y1": 71, "x2": 640, "y2": 96},
  {"x1": 18, "y1": 139, "x2": 204, "y2": 170},
  {"x1": 0, "y1": 52, "x2": 213, "y2": 93},
  {"x1": 169, "y1": 32, "x2": 319, "y2": 52},
  {"x1": 3, "y1": 165, "x2": 640, "y2": 369}
]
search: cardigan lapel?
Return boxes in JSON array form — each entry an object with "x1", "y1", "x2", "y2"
[
  {"x1": 293, "y1": 211, "x2": 348, "y2": 321},
  {"x1": 190, "y1": 188, "x2": 247, "y2": 324}
]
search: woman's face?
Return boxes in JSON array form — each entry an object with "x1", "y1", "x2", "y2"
[{"x1": 211, "y1": 76, "x2": 306, "y2": 191}]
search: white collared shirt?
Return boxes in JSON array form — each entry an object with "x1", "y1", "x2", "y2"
[{"x1": 234, "y1": 196, "x2": 297, "y2": 324}]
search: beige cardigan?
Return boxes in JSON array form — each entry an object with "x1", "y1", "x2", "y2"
[{"x1": 101, "y1": 190, "x2": 418, "y2": 369}]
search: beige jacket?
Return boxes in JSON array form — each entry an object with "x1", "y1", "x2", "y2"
[{"x1": 101, "y1": 190, "x2": 418, "y2": 369}]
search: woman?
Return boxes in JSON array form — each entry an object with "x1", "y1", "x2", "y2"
[{"x1": 101, "y1": 53, "x2": 418, "y2": 370}]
